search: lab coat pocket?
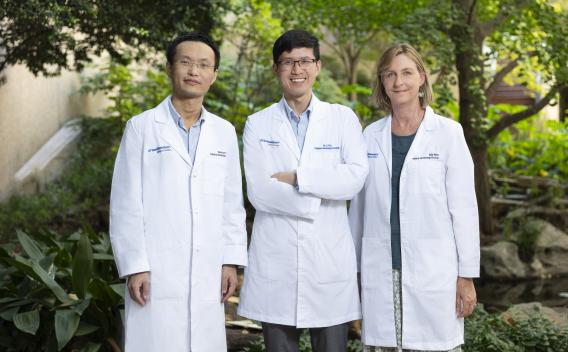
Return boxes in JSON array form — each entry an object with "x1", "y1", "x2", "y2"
[
  {"x1": 202, "y1": 157, "x2": 227, "y2": 195},
  {"x1": 361, "y1": 237, "x2": 391, "y2": 289},
  {"x1": 150, "y1": 248, "x2": 190, "y2": 299},
  {"x1": 407, "y1": 159, "x2": 444, "y2": 195},
  {"x1": 315, "y1": 233, "x2": 356, "y2": 284},
  {"x1": 411, "y1": 238, "x2": 457, "y2": 291}
]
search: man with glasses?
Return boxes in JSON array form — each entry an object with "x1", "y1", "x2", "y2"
[
  {"x1": 110, "y1": 32, "x2": 247, "y2": 351},
  {"x1": 238, "y1": 29, "x2": 368, "y2": 352}
]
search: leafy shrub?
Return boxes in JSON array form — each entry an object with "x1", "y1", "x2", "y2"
[
  {"x1": 489, "y1": 106, "x2": 568, "y2": 181},
  {"x1": 0, "y1": 229, "x2": 123, "y2": 351},
  {"x1": 464, "y1": 306, "x2": 568, "y2": 351}
]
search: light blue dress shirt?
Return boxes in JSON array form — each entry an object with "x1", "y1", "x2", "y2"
[
  {"x1": 282, "y1": 97, "x2": 313, "y2": 152},
  {"x1": 168, "y1": 97, "x2": 204, "y2": 166}
]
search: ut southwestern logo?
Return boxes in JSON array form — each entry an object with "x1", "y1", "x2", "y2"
[
  {"x1": 367, "y1": 152, "x2": 379, "y2": 159},
  {"x1": 260, "y1": 138, "x2": 280, "y2": 147},
  {"x1": 314, "y1": 144, "x2": 339, "y2": 150},
  {"x1": 147, "y1": 145, "x2": 172, "y2": 154}
]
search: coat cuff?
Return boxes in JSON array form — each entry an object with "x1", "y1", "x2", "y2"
[
  {"x1": 458, "y1": 264, "x2": 480, "y2": 278},
  {"x1": 116, "y1": 258, "x2": 151, "y2": 279},
  {"x1": 223, "y1": 244, "x2": 248, "y2": 267}
]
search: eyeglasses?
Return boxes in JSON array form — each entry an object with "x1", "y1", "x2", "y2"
[
  {"x1": 176, "y1": 60, "x2": 215, "y2": 71},
  {"x1": 277, "y1": 58, "x2": 317, "y2": 70},
  {"x1": 381, "y1": 70, "x2": 419, "y2": 82}
]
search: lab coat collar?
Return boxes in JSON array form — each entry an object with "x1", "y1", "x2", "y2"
[
  {"x1": 275, "y1": 94, "x2": 323, "y2": 160},
  {"x1": 153, "y1": 96, "x2": 210, "y2": 166},
  {"x1": 276, "y1": 94, "x2": 323, "y2": 122},
  {"x1": 373, "y1": 106, "x2": 436, "y2": 178}
]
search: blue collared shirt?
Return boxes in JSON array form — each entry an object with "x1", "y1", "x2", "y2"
[
  {"x1": 282, "y1": 97, "x2": 313, "y2": 152},
  {"x1": 168, "y1": 97, "x2": 204, "y2": 166}
]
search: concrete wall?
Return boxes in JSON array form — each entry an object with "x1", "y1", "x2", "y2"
[{"x1": 0, "y1": 64, "x2": 107, "y2": 201}]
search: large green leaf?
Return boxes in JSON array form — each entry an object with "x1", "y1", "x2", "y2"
[
  {"x1": 13, "y1": 309, "x2": 40, "y2": 335},
  {"x1": 92, "y1": 253, "x2": 114, "y2": 261},
  {"x1": 75, "y1": 322, "x2": 99, "y2": 336},
  {"x1": 110, "y1": 283, "x2": 126, "y2": 299},
  {"x1": 71, "y1": 233, "x2": 93, "y2": 299},
  {"x1": 3, "y1": 255, "x2": 71, "y2": 304},
  {"x1": 16, "y1": 230, "x2": 44, "y2": 260},
  {"x1": 0, "y1": 306, "x2": 19, "y2": 321},
  {"x1": 55, "y1": 309, "x2": 80, "y2": 350}
]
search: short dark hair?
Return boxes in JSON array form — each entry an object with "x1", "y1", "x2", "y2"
[
  {"x1": 272, "y1": 29, "x2": 320, "y2": 64},
  {"x1": 166, "y1": 32, "x2": 220, "y2": 70}
]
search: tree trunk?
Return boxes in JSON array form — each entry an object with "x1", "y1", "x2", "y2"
[
  {"x1": 560, "y1": 86, "x2": 568, "y2": 123},
  {"x1": 450, "y1": 0, "x2": 495, "y2": 235},
  {"x1": 348, "y1": 64, "x2": 357, "y2": 102},
  {"x1": 470, "y1": 144, "x2": 494, "y2": 236}
]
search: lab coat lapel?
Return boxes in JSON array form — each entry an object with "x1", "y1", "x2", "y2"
[
  {"x1": 153, "y1": 98, "x2": 192, "y2": 166},
  {"x1": 300, "y1": 95, "x2": 324, "y2": 163},
  {"x1": 192, "y1": 108, "x2": 213, "y2": 170},
  {"x1": 404, "y1": 106, "x2": 436, "y2": 162},
  {"x1": 374, "y1": 116, "x2": 393, "y2": 180},
  {"x1": 276, "y1": 98, "x2": 301, "y2": 161}
]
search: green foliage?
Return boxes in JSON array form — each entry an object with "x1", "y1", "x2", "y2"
[
  {"x1": 81, "y1": 63, "x2": 171, "y2": 122},
  {"x1": 489, "y1": 113, "x2": 568, "y2": 180},
  {"x1": 0, "y1": 229, "x2": 123, "y2": 351},
  {"x1": 503, "y1": 214, "x2": 544, "y2": 262},
  {"x1": 0, "y1": 0, "x2": 228, "y2": 75},
  {"x1": 464, "y1": 306, "x2": 568, "y2": 351}
]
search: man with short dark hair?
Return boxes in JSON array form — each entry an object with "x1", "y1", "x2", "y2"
[
  {"x1": 110, "y1": 32, "x2": 247, "y2": 351},
  {"x1": 238, "y1": 29, "x2": 368, "y2": 352}
]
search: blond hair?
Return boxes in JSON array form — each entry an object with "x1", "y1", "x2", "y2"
[{"x1": 373, "y1": 43, "x2": 432, "y2": 112}]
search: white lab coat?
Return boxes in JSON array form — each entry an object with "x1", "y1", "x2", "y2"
[
  {"x1": 348, "y1": 107, "x2": 480, "y2": 350},
  {"x1": 110, "y1": 97, "x2": 247, "y2": 352},
  {"x1": 238, "y1": 96, "x2": 368, "y2": 327}
]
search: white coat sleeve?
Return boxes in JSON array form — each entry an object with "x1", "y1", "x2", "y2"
[
  {"x1": 222, "y1": 126, "x2": 248, "y2": 266},
  {"x1": 296, "y1": 108, "x2": 369, "y2": 200},
  {"x1": 244, "y1": 118, "x2": 321, "y2": 220},
  {"x1": 109, "y1": 120, "x2": 150, "y2": 279},
  {"x1": 348, "y1": 185, "x2": 365, "y2": 273},
  {"x1": 446, "y1": 124, "x2": 480, "y2": 278}
]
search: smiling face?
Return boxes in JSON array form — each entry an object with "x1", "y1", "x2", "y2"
[
  {"x1": 273, "y1": 47, "x2": 321, "y2": 101},
  {"x1": 167, "y1": 41, "x2": 217, "y2": 100},
  {"x1": 381, "y1": 53, "x2": 425, "y2": 109}
]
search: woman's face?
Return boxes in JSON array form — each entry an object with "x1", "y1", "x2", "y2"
[{"x1": 382, "y1": 54, "x2": 425, "y2": 109}]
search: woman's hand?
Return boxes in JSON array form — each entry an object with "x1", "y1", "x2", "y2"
[{"x1": 456, "y1": 277, "x2": 476, "y2": 317}]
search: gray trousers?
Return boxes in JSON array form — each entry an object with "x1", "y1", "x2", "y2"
[{"x1": 261, "y1": 322, "x2": 349, "y2": 352}]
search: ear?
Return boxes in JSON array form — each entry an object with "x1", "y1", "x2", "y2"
[
  {"x1": 272, "y1": 63, "x2": 278, "y2": 75},
  {"x1": 419, "y1": 72, "x2": 426, "y2": 86},
  {"x1": 313, "y1": 59, "x2": 321, "y2": 79},
  {"x1": 211, "y1": 69, "x2": 218, "y2": 84}
]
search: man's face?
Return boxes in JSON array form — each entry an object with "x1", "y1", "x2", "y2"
[
  {"x1": 273, "y1": 47, "x2": 321, "y2": 100},
  {"x1": 167, "y1": 41, "x2": 217, "y2": 99}
]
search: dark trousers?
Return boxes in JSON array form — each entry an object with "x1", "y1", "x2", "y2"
[{"x1": 261, "y1": 322, "x2": 349, "y2": 352}]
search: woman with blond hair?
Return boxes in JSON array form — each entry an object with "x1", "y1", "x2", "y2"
[{"x1": 348, "y1": 43, "x2": 480, "y2": 351}]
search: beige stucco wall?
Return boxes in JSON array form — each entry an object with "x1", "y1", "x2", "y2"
[{"x1": 0, "y1": 64, "x2": 107, "y2": 201}]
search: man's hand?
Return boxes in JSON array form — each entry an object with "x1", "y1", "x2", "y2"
[
  {"x1": 456, "y1": 277, "x2": 477, "y2": 318},
  {"x1": 271, "y1": 171, "x2": 297, "y2": 186},
  {"x1": 221, "y1": 265, "x2": 238, "y2": 303},
  {"x1": 128, "y1": 272, "x2": 150, "y2": 306}
]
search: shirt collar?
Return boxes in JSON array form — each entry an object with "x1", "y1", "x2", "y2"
[
  {"x1": 168, "y1": 96, "x2": 206, "y2": 130},
  {"x1": 281, "y1": 95, "x2": 314, "y2": 121}
]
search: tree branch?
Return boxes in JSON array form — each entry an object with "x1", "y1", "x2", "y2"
[
  {"x1": 478, "y1": 0, "x2": 531, "y2": 37},
  {"x1": 485, "y1": 51, "x2": 537, "y2": 100},
  {"x1": 487, "y1": 86, "x2": 559, "y2": 140}
]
